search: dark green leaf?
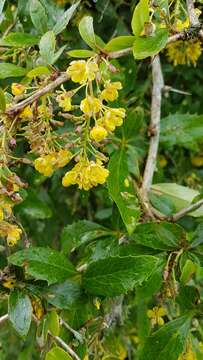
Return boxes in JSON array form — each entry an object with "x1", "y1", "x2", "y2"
[
  {"x1": 0, "y1": 63, "x2": 27, "y2": 79},
  {"x1": 79, "y1": 16, "x2": 96, "y2": 50},
  {"x1": 8, "y1": 247, "x2": 76, "y2": 285},
  {"x1": 133, "y1": 30, "x2": 168, "y2": 59},
  {"x1": 16, "y1": 189, "x2": 52, "y2": 219},
  {"x1": 191, "y1": 223, "x2": 203, "y2": 248},
  {"x1": 53, "y1": 1, "x2": 80, "y2": 35},
  {"x1": 46, "y1": 280, "x2": 81, "y2": 309},
  {"x1": 82, "y1": 255, "x2": 159, "y2": 296},
  {"x1": 149, "y1": 192, "x2": 175, "y2": 216},
  {"x1": 30, "y1": 0, "x2": 48, "y2": 35},
  {"x1": 131, "y1": 221, "x2": 186, "y2": 250},
  {"x1": 131, "y1": 0, "x2": 149, "y2": 36},
  {"x1": 108, "y1": 149, "x2": 140, "y2": 234},
  {"x1": 8, "y1": 290, "x2": 32, "y2": 338},
  {"x1": 139, "y1": 316, "x2": 192, "y2": 360}
]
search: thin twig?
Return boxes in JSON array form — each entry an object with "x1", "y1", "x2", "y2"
[
  {"x1": 141, "y1": 55, "x2": 164, "y2": 199},
  {"x1": 0, "y1": 313, "x2": 8, "y2": 324},
  {"x1": 171, "y1": 198, "x2": 203, "y2": 222},
  {"x1": 5, "y1": 73, "x2": 69, "y2": 116}
]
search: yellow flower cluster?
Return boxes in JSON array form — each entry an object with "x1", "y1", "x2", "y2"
[
  {"x1": 167, "y1": 40, "x2": 202, "y2": 66},
  {"x1": 19, "y1": 105, "x2": 33, "y2": 118},
  {"x1": 34, "y1": 149, "x2": 72, "y2": 176},
  {"x1": 0, "y1": 222, "x2": 22, "y2": 246},
  {"x1": 67, "y1": 59, "x2": 98, "y2": 83},
  {"x1": 101, "y1": 81, "x2": 122, "y2": 102},
  {"x1": 62, "y1": 157, "x2": 109, "y2": 190},
  {"x1": 11, "y1": 83, "x2": 26, "y2": 96},
  {"x1": 147, "y1": 306, "x2": 166, "y2": 326}
]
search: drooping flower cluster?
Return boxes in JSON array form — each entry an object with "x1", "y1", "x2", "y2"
[{"x1": 34, "y1": 149, "x2": 72, "y2": 176}]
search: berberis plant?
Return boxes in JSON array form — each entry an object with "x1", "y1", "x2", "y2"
[{"x1": 0, "y1": 0, "x2": 203, "y2": 359}]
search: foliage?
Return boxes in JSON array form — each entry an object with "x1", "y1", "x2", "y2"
[{"x1": 0, "y1": 0, "x2": 203, "y2": 359}]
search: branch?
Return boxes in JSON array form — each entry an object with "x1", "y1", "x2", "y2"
[
  {"x1": 186, "y1": 0, "x2": 203, "y2": 40},
  {"x1": 171, "y1": 198, "x2": 203, "y2": 222},
  {"x1": 141, "y1": 55, "x2": 164, "y2": 198},
  {"x1": 5, "y1": 73, "x2": 69, "y2": 116},
  {"x1": 0, "y1": 313, "x2": 8, "y2": 324}
]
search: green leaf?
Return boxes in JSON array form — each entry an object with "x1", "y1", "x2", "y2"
[
  {"x1": 149, "y1": 192, "x2": 175, "y2": 216},
  {"x1": 45, "y1": 347, "x2": 72, "y2": 360},
  {"x1": 53, "y1": 1, "x2": 80, "y2": 35},
  {"x1": 8, "y1": 247, "x2": 76, "y2": 285},
  {"x1": 133, "y1": 29, "x2": 168, "y2": 59},
  {"x1": 16, "y1": 189, "x2": 52, "y2": 219},
  {"x1": 61, "y1": 220, "x2": 112, "y2": 254},
  {"x1": 0, "y1": 32, "x2": 39, "y2": 47},
  {"x1": 39, "y1": 31, "x2": 56, "y2": 65},
  {"x1": 46, "y1": 311, "x2": 60, "y2": 337},
  {"x1": 46, "y1": 280, "x2": 81, "y2": 309},
  {"x1": 67, "y1": 49, "x2": 96, "y2": 58},
  {"x1": 151, "y1": 183, "x2": 203, "y2": 217},
  {"x1": 104, "y1": 36, "x2": 135, "y2": 52},
  {"x1": 131, "y1": 0, "x2": 149, "y2": 36},
  {"x1": 27, "y1": 66, "x2": 51, "y2": 78},
  {"x1": 51, "y1": 45, "x2": 67, "y2": 64},
  {"x1": 79, "y1": 16, "x2": 96, "y2": 50},
  {"x1": 0, "y1": 88, "x2": 6, "y2": 111},
  {"x1": 0, "y1": 63, "x2": 27, "y2": 79},
  {"x1": 139, "y1": 316, "x2": 192, "y2": 360},
  {"x1": 131, "y1": 221, "x2": 186, "y2": 251},
  {"x1": 191, "y1": 223, "x2": 203, "y2": 248},
  {"x1": 8, "y1": 290, "x2": 32, "y2": 338},
  {"x1": 82, "y1": 255, "x2": 159, "y2": 296},
  {"x1": 160, "y1": 113, "x2": 203, "y2": 151},
  {"x1": 107, "y1": 149, "x2": 140, "y2": 234},
  {"x1": 137, "y1": 259, "x2": 165, "y2": 299},
  {"x1": 180, "y1": 259, "x2": 197, "y2": 285},
  {"x1": 30, "y1": 0, "x2": 48, "y2": 35}
]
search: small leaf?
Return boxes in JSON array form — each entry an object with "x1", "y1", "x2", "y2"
[
  {"x1": 0, "y1": 32, "x2": 39, "y2": 47},
  {"x1": 131, "y1": 221, "x2": 186, "y2": 251},
  {"x1": 133, "y1": 29, "x2": 168, "y2": 59},
  {"x1": 82, "y1": 255, "x2": 159, "y2": 296},
  {"x1": 104, "y1": 36, "x2": 135, "y2": 52},
  {"x1": 67, "y1": 49, "x2": 96, "y2": 58},
  {"x1": 0, "y1": 88, "x2": 6, "y2": 111},
  {"x1": 27, "y1": 66, "x2": 51, "y2": 78},
  {"x1": 39, "y1": 31, "x2": 56, "y2": 65},
  {"x1": 131, "y1": 0, "x2": 149, "y2": 36},
  {"x1": 45, "y1": 347, "x2": 72, "y2": 360},
  {"x1": 79, "y1": 16, "x2": 96, "y2": 50},
  {"x1": 8, "y1": 290, "x2": 32, "y2": 338},
  {"x1": 46, "y1": 311, "x2": 60, "y2": 337},
  {"x1": 108, "y1": 149, "x2": 140, "y2": 234},
  {"x1": 8, "y1": 247, "x2": 76, "y2": 285},
  {"x1": 53, "y1": 1, "x2": 80, "y2": 35},
  {"x1": 139, "y1": 316, "x2": 192, "y2": 360},
  {"x1": 30, "y1": 0, "x2": 48, "y2": 35},
  {"x1": 0, "y1": 63, "x2": 27, "y2": 79}
]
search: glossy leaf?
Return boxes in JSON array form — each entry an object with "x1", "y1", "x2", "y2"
[
  {"x1": 131, "y1": 221, "x2": 186, "y2": 250},
  {"x1": 53, "y1": 1, "x2": 80, "y2": 35},
  {"x1": 67, "y1": 49, "x2": 96, "y2": 58},
  {"x1": 8, "y1": 290, "x2": 32, "y2": 338},
  {"x1": 30, "y1": 0, "x2": 48, "y2": 35},
  {"x1": 79, "y1": 16, "x2": 96, "y2": 50},
  {"x1": 45, "y1": 347, "x2": 72, "y2": 360},
  {"x1": 39, "y1": 31, "x2": 56, "y2": 64},
  {"x1": 139, "y1": 316, "x2": 191, "y2": 360},
  {"x1": 8, "y1": 247, "x2": 76, "y2": 285},
  {"x1": 108, "y1": 149, "x2": 140, "y2": 234},
  {"x1": 82, "y1": 255, "x2": 159, "y2": 296},
  {"x1": 46, "y1": 311, "x2": 60, "y2": 337},
  {"x1": 27, "y1": 66, "x2": 51, "y2": 78},
  {"x1": 131, "y1": 0, "x2": 149, "y2": 36},
  {"x1": 0, "y1": 63, "x2": 27, "y2": 79},
  {"x1": 104, "y1": 36, "x2": 135, "y2": 52},
  {"x1": 133, "y1": 29, "x2": 168, "y2": 59}
]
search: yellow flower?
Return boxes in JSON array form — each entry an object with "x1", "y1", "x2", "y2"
[
  {"x1": 191, "y1": 155, "x2": 203, "y2": 167},
  {"x1": 67, "y1": 60, "x2": 87, "y2": 83},
  {"x1": 178, "y1": 348, "x2": 196, "y2": 360},
  {"x1": 167, "y1": 40, "x2": 202, "y2": 66},
  {"x1": 56, "y1": 93, "x2": 72, "y2": 111},
  {"x1": 7, "y1": 225, "x2": 22, "y2": 246},
  {"x1": 19, "y1": 105, "x2": 33, "y2": 118},
  {"x1": 86, "y1": 60, "x2": 99, "y2": 81},
  {"x1": 101, "y1": 81, "x2": 122, "y2": 102},
  {"x1": 103, "y1": 108, "x2": 126, "y2": 131},
  {"x1": 90, "y1": 125, "x2": 107, "y2": 142},
  {"x1": 175, "y1": 18, "x2": 190, "y2": 31},
  {"x1": 80, "y1": 96, "x2": 102, "y2": 115},
  {"x1": 34, "y1": 153, "x2": 57, "y2": 176},
  {"x1": 62, "y1": 158, "x2": 109, "y2": 190},
  {"x1": 31, "y1": 296, "x2": 44, "y2": 320},
  {"x1": 56, "y1": 149, "x2": 72, "y2": 168},
  {"x1": 147, "y1": 306, "x2": 166, "y2": 326},
  {"x1": 11, "y1": 83, "x2": 26, "y2": 96},
  {"x1": 2, "y1": 278, "x2": 16, "y2": 289}
]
